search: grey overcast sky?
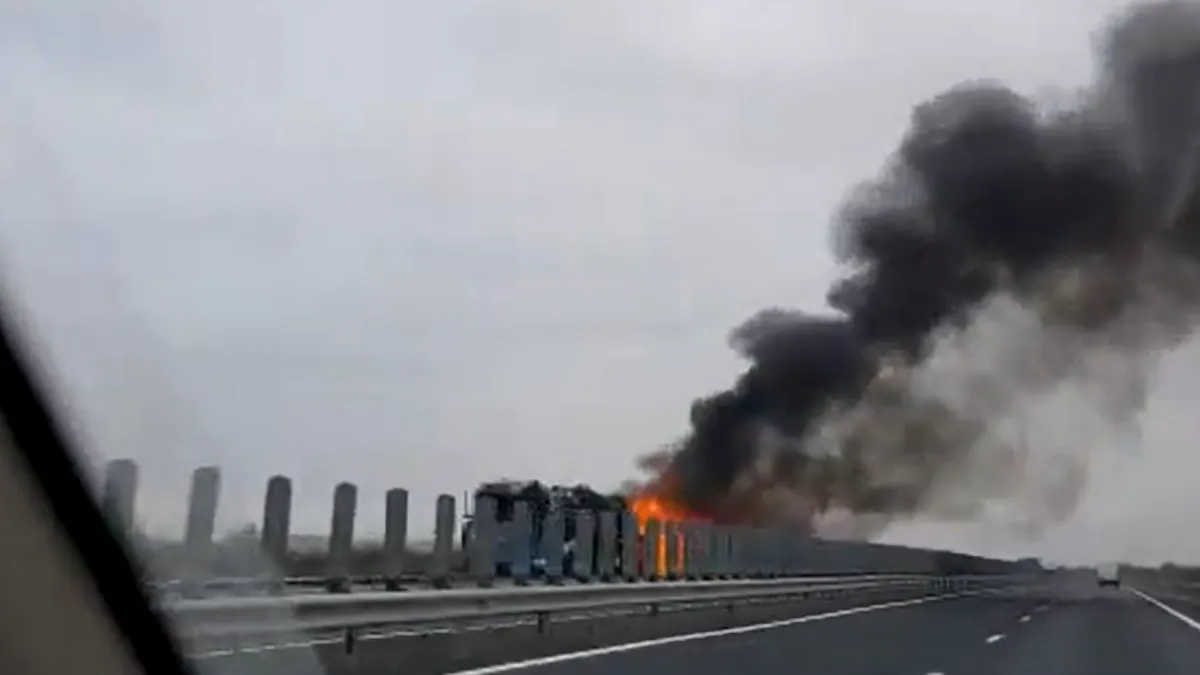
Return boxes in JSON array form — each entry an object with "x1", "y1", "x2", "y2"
[{"x1": 1, "y1": 0, "x2": 1198, "y2": 565}]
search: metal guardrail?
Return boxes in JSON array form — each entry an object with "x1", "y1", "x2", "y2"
[
  {"x1": 150, "y1": 571, "x2": 930, "y2": 597},
  {"x1": 165, "y1": 573, "x2": 1025, "y2": 640}
]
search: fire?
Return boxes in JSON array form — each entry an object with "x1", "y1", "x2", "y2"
[{"x1": 628, "y1": 491, "x2": 696, "y2": 578}]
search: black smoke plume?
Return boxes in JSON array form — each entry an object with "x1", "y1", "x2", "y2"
[{"x1": 641, "y1": 1, "x2": 1200, "y2": 535}]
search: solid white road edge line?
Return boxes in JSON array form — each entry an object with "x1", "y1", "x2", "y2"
[
  {"x1": 1130, "y1": 588, "x2": 1200, "y2": 632},
  {"x1": 445, "y1": 591, "x2": 981, "y2": 675}
]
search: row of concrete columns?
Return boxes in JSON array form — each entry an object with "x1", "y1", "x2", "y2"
[
  {"x1": 98, "y1": 460, "x2": 1025, "y2": 592},
  {"x1": 100, "y1": 459, "x2": 432, "y2": 591},
  {"x1": 101, "y1": 460, "x2": 866, "y2": 589}
]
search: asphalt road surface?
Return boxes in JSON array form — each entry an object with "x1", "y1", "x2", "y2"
[
  {"x1": 188, "y1": 575, "x2": 1200, "y2": 675},
  {"x1": 440, "y1": 578, "x2": 1200, "y2": 675}
]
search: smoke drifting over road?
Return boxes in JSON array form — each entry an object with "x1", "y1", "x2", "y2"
[{"x1": 640, "y1": 1, "x2": 1200, "y2": 537}]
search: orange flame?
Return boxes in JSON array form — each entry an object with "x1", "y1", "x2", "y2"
[{"x1": 628, "y1": 491, "x2": 696, "y2": 577}]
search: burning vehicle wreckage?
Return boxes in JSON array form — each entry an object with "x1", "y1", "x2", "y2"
[
  {"x1": 457, "y1": 478, "x2": 1026, "y2": 580},
  {"x1": 460, "y1": 481, "x2": 640, "y2": 580},
  {"x1": 467, "y1": 1, "x2": 1200, "y2": 582}
]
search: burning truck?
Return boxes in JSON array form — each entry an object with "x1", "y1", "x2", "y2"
[
  {"x1": 461, "y1": 480, "x2": 636, "y2": 579},
  {"x1": 457, "y1": 478, "x2": 1039, "y2": 579}
]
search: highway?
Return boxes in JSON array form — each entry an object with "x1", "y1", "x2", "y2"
[
  {"x1": 446, "y1": 583, "x2": 1200, "y2": 675},
  {"x1": 185, "y1": 575, "x2": 1200, "y2": 675}
]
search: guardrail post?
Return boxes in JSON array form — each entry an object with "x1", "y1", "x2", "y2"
[
  {"x1": 326, "y1": 482, "x2": 357, "y2": 593},
  {"x1": 181, "y1": 466, "x2": 221, "y2": 596},
  {"x1": 643, "y1": 519, "x2": 661, "y2": 581},
  {"x1": 620, "y1": 511, "x2": 638, "y2": 581},
  {"x1": 383, "y1": 488, "x2": 408, "y2": 591},
  {"x1": 597, "y1": 511, "x2": 617, "y2": 581},
  {"x1": 429, "y1": 494, "x2": 455, "y2": 588},
  {"x1": 540, "y1": 510, "x2": 564, "y2": 584},
  {"x1": 664, "y1": 522, "x2": 680, "y2": 580},
  {"x1": 468, "y1": 494, "x2": 498, "y2": 588},
  {"x1": 510, "y1": 501, "x2": 533, "y2": 585},
  {"x1": 573, "y1": 512, "x2": 595, "y2": 582},
  {"x1": 101, "y1": 459, "x2": 138, "y2": 543},
  {"x1": 259, "y1": 475, "x2": 292, "y2": 592}
]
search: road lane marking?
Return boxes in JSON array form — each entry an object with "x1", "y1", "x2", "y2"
[
  {"x1": 445, "y1": 592, "x2": 981, "y2": 675},
  {"x1": 986, "y1": 634, "x2": 1004, "y2": 644},
  {"x1": 1130, "y1": 588, "x2": 1200, "y2": 632},
  {"x1": 1018, "y1": 615, "x2": 1030, "y2": 623}
]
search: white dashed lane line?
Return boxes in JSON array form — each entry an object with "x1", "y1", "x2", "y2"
[
  {"x1": 1131, "y1": 588, "x2": 1200, "y2": 632},
  {"x1": 986, "y1": 633, "x2": 1005, "y2": 644},
  {"x1": 1018, "y1": 615, "x2": 1031, "y2": 623}
]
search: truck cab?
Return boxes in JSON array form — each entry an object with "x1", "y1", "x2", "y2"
[{"x1": 1096, "y1": 562, "x2": 1121, "y2": 588}]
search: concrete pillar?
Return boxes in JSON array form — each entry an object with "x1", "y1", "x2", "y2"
[
  {"x1": 699, "y1": 522, "x2": 717, "y2": 579},
  {"x1": 573, "y1": 512, "x2": 595, "y2": 582},
  {"x1": 696, "y1": 522, "x2": 713, "y2": 579},
  {"x1": 682, "y1": 522, "x2": 700, "y2": 579},
  {"x1": 326, "y1": 482, "x2": 357, "y2": 592},
  {"x1": 620, "y1": 511, "x2": 639, "y2": 580},
  {"x1": 769, "y1": 530, "x2": 780, "y2": 576},
  {"x1": 740, "y1": 526, "x2": 755, "y2": 578},
  {"x1": 774, "y1": 531, "x2": 787, "y2": 575},
  {"x1": 101, "y1": 459, "x2": 138, "y2": 541},
  {"x1": 597, "y1": 511, "x2": 617, "y2": 581},
  {"x1": 726, "y1": 526, "x2": 739, "y2": 577},
  {"x1": 383, "y1": 488, "x2": 408, "y2": 590},
  {"x1": 763, "y1": 528, "x2": 775, "y2": 577},
  {"x1": 182, "y1": 466, "x2": 220, "y2": 591},
  {"x1": 540, "y1": 510, "x2": 564, "y2": 583},
  {"x1": 509, "y1": 501, "x2": 533, "y2": 584},
  {"x1": 711, "y1": 525, "x2": 729, "y2": 578},
  {"x1": 643, "y1": 519, "x2": 661, "y2": 580},
  {"x1": 259, "y1": 475, "x2": 292, "y2": 585},
  {"x1": 468, "y1": 494, "x2": 498, "y2": 587},
  {"x1": 728, "y1": 526, "x2": 744, "y2": 577},
  {"x1": 787, "y1": 533, "x2": 801, "y2": 575},
  {"x1": 429, "y1": 494, "x2": 455, "y2": 588},
  {"x1": 184, "y1": 466, "x2": 220, "y2": 551},
  {"x1": 664, "y1": 522, "x2": 680, "y2": 580},
  {"x1": 755, "y1": 528, "x2": 770, "y2": 577}
]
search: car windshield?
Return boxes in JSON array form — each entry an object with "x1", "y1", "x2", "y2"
[{"x1": 6, "y1": 2, "x2": 1200, "y2": 675}]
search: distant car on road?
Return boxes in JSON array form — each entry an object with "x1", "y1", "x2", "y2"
[{"x1": 1097, "y1": 562, "x2": 1121, "y2": 588}]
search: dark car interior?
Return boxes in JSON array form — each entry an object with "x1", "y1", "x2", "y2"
[{"x1": 0, "y1": 297, "x2": 192, "y2": 675}]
